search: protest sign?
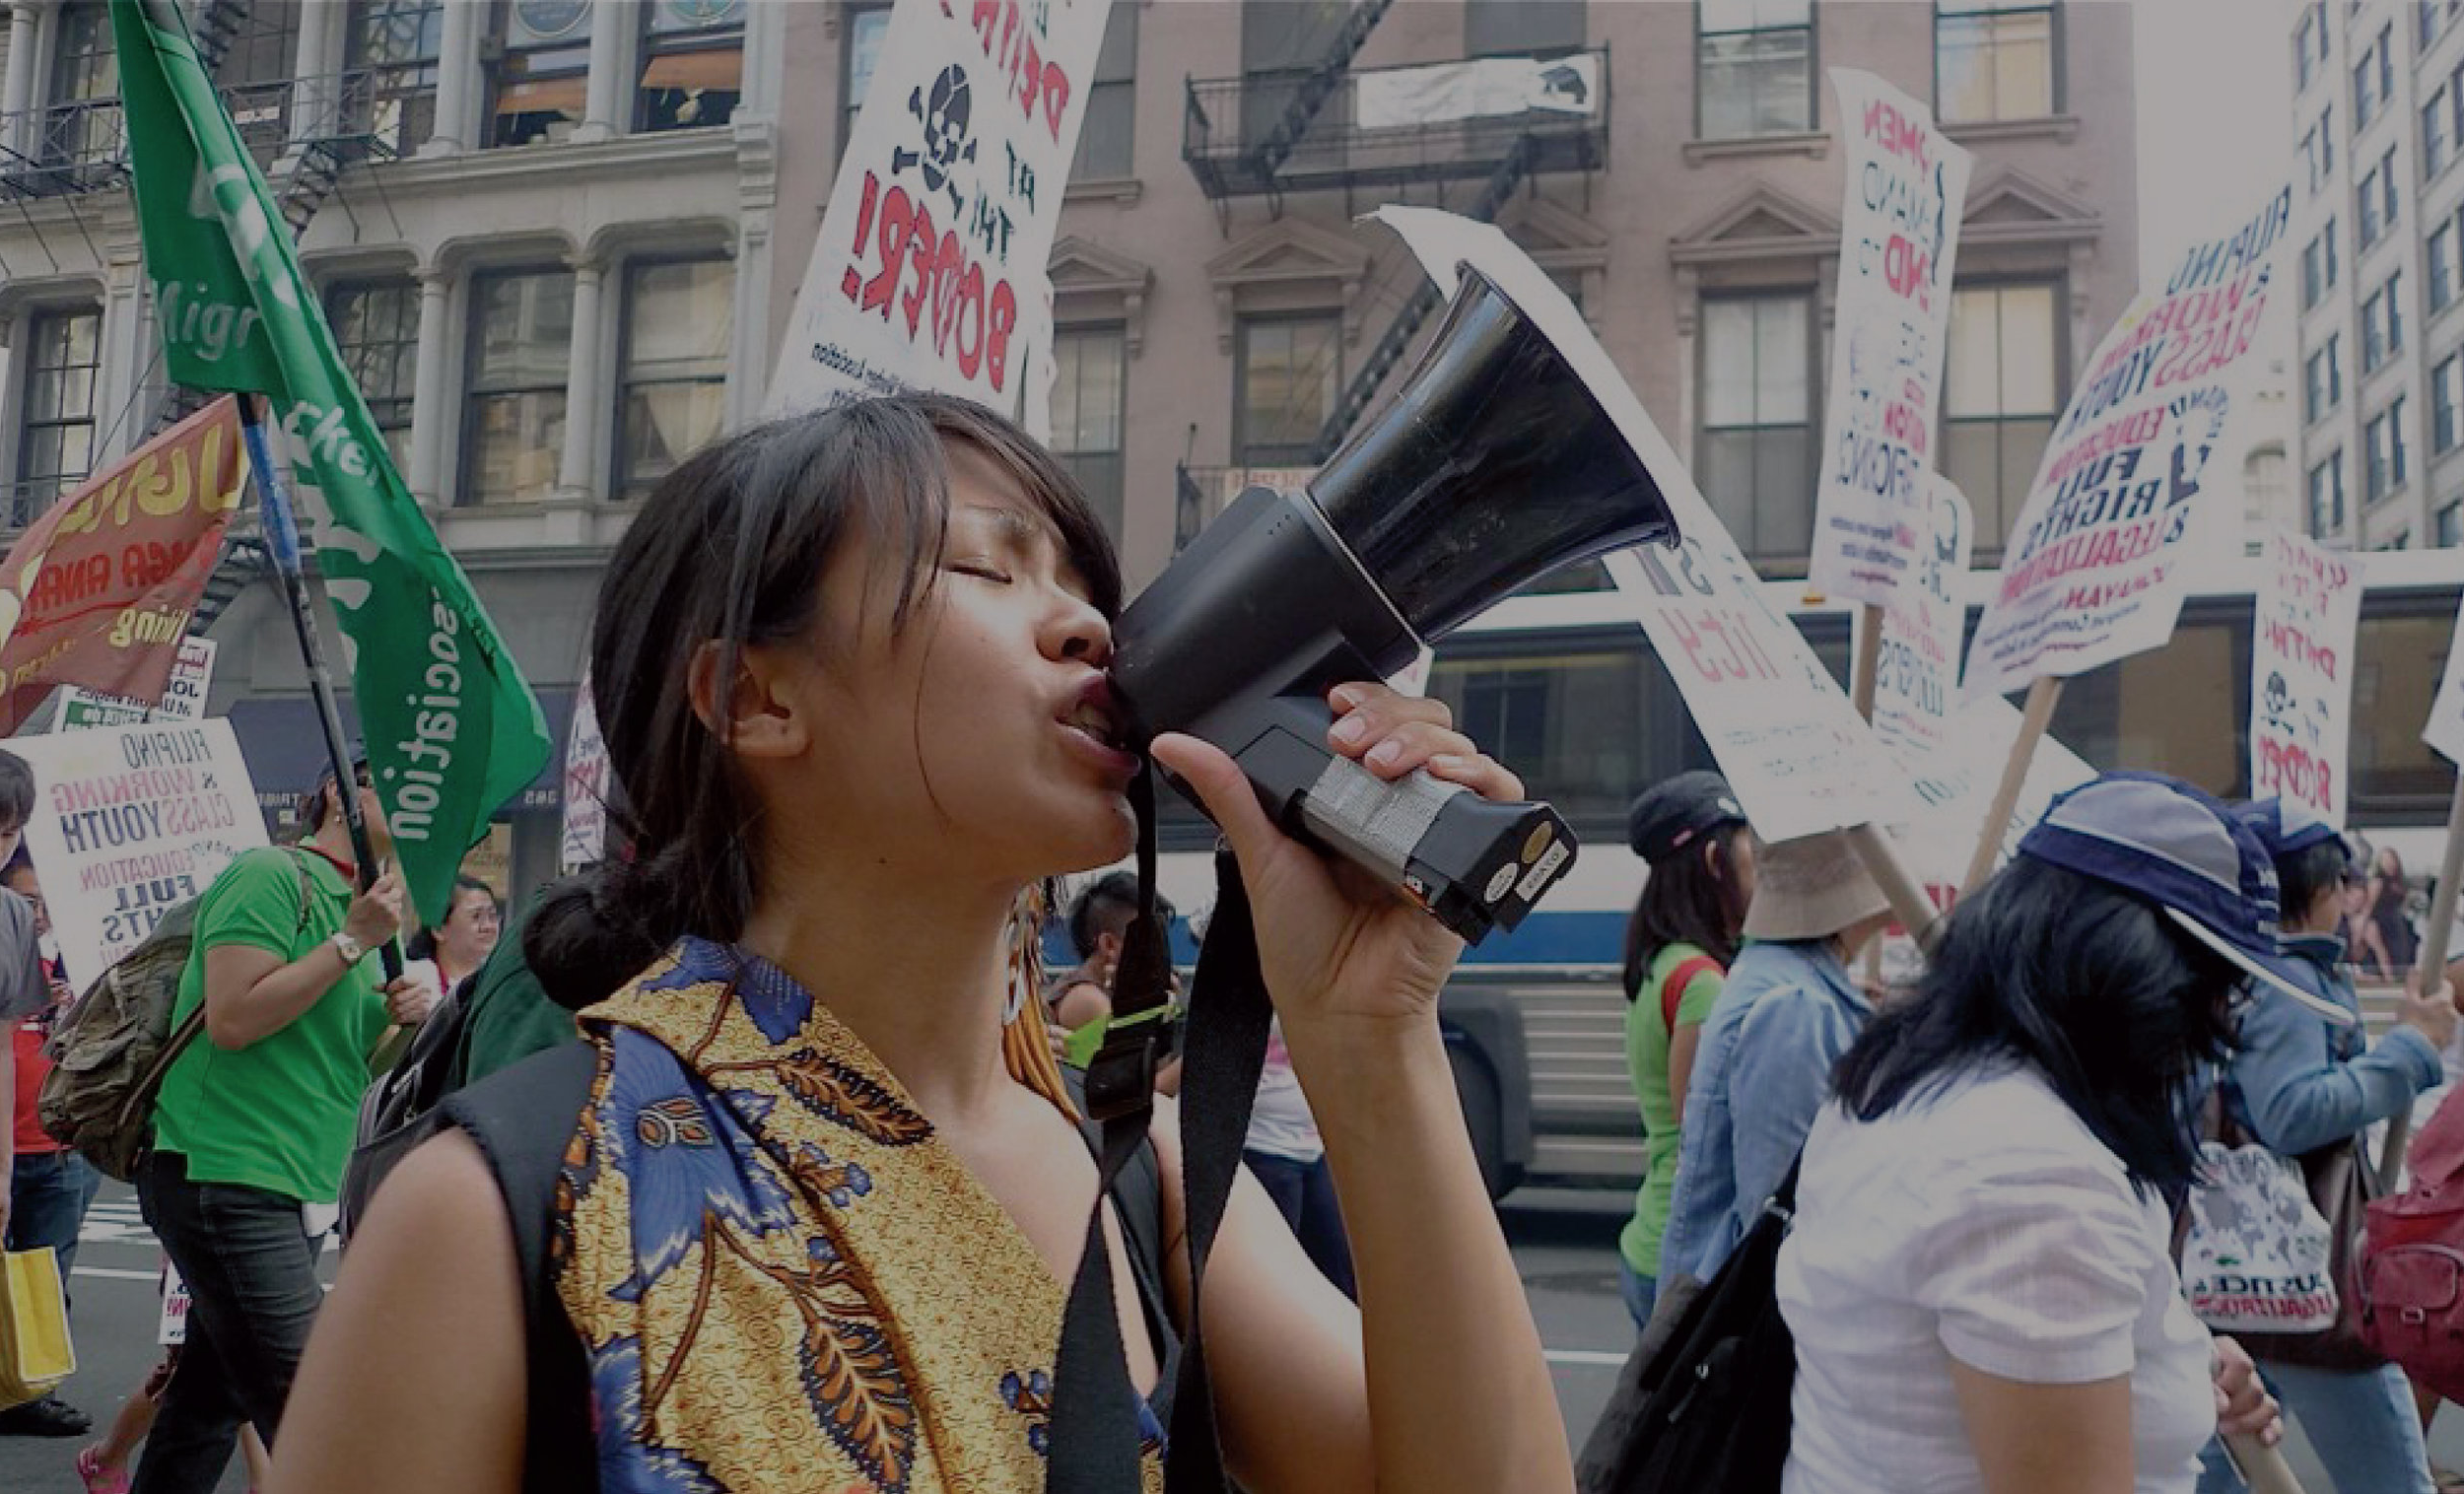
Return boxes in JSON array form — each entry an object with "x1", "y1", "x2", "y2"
[
  {"x1": 1354, "y1": 53, "x2": 1601, "y2": 129},
  {"x1": 0, "y1": 398, "x2": 241, "y2": 733},
  {"x1": 560, "y1": 671, "x2": 610, "y2": 874},
  {"x1": 1808, "y1": 71, "x2": 1972, "y2": 605},
  {"x1": 2248, "y1": 531, "x2": 2361, "y2": 827},
  {"x1": 1963, "y1": 187, "x2": 2293, "y2": 701},
  {"x1": 12, "y1": 719, "x2": 268, "y2": 990},
  {"x1": 770, "y1": 0, "x2": 1114, "y2": 433},
  {"x1": 57, "y1": 637, "x2": 219, "y2": 731},
  {"x1": 2428, "y1": 586, "x2": 2464, "y2": 766},
  {"x1": 1895, "y1": 694, "x2": 2097, "y2": 883},
  {"x1": 1872, "y1": 474, "x2": 1974, "y2": 766},
  {"x1": 1368, "y1": 207, "x2": 1919, "y2": 845}
]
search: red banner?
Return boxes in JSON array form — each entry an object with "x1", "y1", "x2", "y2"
[{"x1": 0, "y1": 397, "x2": 244, "y2": 731}]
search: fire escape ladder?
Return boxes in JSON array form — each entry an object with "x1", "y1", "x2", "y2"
[{"x1": 1250, "y1": 0, "x2": 1395, "y2": 182}]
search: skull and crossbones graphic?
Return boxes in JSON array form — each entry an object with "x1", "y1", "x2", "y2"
[{"x1": 895, "y1": 64, "x2": 979, "y2": 218}]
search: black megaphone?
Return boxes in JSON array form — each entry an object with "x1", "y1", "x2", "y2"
[{"x1": 1108, "y1": 266, "x2": 1680, "y2": 944}]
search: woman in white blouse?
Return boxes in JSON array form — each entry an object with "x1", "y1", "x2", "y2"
[{"x1": 1777, "y1": 774, "x2": 2306, "y2": 1494}]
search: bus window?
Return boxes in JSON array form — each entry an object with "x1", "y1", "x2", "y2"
[
  {"x1": 2355, "y1": 607, "x2": 2452, "y2": 809},
  {"x1": 1428, "y1": 640, "x2": 1688, "y2": 834},
  {"x1": 2045, "y1": 615, "x2": 2249, "y2": 799}
]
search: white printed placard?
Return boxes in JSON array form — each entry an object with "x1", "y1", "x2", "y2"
[
  {"x1": 2249, "y1": 531, "x2": 2362, "y2": 826},
  {"x1": 1367, "y1": 207, "x2": 1918, "y2": 842},
  {"x1": 13, "y1": 718, "x2": 268, "y2": 990},
  {"x1": 559, "y1": 670, "x2": 610, "y2": 874},
  {"x1": 2427, "y1": 588, "x2": 2464, "y2": 766},
  {"x1": 56, "y1": 637, "x2": 218, "y2": 731},
  {"x1": 1893, "y1": 694, "x2": 2098, "y2": 885},
  {"x1": 1872, "y1": 474, "x2": 1974, "y2": 767},
  {"x1": 1353, "y1": 53, "x2": 1601, "y2": 129},
  {"x1": 1807, "y1": 70, "x2": 1972, "y2": 606},
  {"x1": 769, "y1": 0, "x2": 1114, "y2": 435},
  {"x1": 1963, "y1": 187, "x2": 2293, "y2": 701}
]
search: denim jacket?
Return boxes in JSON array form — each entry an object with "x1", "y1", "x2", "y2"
[
  {"x1": 2221, "y1": 932, "x2": 2440, "y2": 1157},
  {"x1": 1657, "y1": 938, "x2": 1870, "y2": 1285}
]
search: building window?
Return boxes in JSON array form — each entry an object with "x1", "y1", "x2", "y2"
[
  {"x1": 637, "y1": 0, "x2": 743, "y2": 134},
  {"x1": 1944, "y1": 282, "x2": 2060, "y2": 556},
  {"x1": 12, "y1": 306, "x2": 101, "y2": 527},
  {"x1": 2356, "y1": 24, "x2": 2392, "y2": 128},
  {"x1": 214, "y1": 0, "x2": 302, "y2": 165},
  {"x1": 1072, "y1": 4, "x2": 1137, "y2": 179},
  {"x1": 2296, "y1": 2, "x2": 2326, "y2": 92},
  {"x1": 2306, "y1": 336, "x2": 2344, "y2": 423},
  {"x1": 2436, "y1": 355, "x2": 2462, "y2": 453},
  {"x1": 2431, "y1": 86, "x2": 2456, "y2": 177},
  {"x1": 843, "y1": 2, "x2": 893, "y2": 146},
  {"x1": 2367, "y1": 398, "x2": 2409, "y2": 502},
  {"x1": 1467, "y1": 0, "x2": 1586, "y2": 57},
  {"x1": 325, "y1": 278, "x2": 420, "y2": 474},
  {"x1": 2308, "y1": 451, "x2": 2346, "y2": 535},
  {"x1": 2302, "y1": 107, "x2": 2336, "y2": 195},
  {"x1": 486, "y1": 0, "x2": 591, "y2": 148},
  {"x1": 2364, "y1": 272, "x2": 2404, "y2": 371},
  {"x1": 1051, "y1": 325, "x2": 1128, "y2": 542},
  {"x1": 462, "y1": 267, "x2": 575, "y2": 505},
  {"x1": 1936, "y1": 1, "x2": 2058, "y2": 125},
  {"x1": 1696, "y1": 1, "x2": 1814, "y2": 140},
  {"x1": 2360, "y1": 149, "x2": 2398, "y2": 247},
  {"x1": 1698, "y1": 294, "x2": 1814, "y2": 563},
  {"x1": 345, "y1": 2, "x2": 444, "y2": 154},
  {"x1": 615, "y1": 258, "x2": 733, "y2": 501},
  {"x1": 42, "y1": 1, "x2": 119, "y2": 171},
  {"x1": 2439, "y1": 501, "x2": 2461, "y2": 546},
  {"x1": 2439, "y1": 221, "x2": 2461, "y2": 313},
  {"x1": 2302, "y1": 226, "x2": 2341, "y2": 309},
  {"x1": 1235, "y1": 313, "x2": 1341, "y2": 468}
]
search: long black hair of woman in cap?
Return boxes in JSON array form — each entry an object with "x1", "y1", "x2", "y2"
[{"x1": 1621, "y1": 770, "x2": 1753, "y2": 1001}]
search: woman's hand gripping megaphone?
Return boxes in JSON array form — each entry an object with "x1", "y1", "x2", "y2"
[{"x1": 1150, "y1": 681, "x2": 1524, "y2": 1037}]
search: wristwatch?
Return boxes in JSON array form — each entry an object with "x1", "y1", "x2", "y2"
[{"x1": 329, "y1": 929, "x2": 368, "y2": 966}]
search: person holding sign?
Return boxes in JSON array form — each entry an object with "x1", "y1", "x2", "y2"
[
  {"x1": 1778, "y1": 774, "x2": 2303, "y2": 1493},
  {"x1": 2188, "y1": 802, "x2": 2444, "y2": 1494},
  {"x1": 268, "y1": 397, "x2": 1571, "y2": 1494},
  {"x1": 1615, "y1": 771, "x2": 1754, "y2": 1328},
  {"x1": 135, "y1": 759, "x2": 435, "y2": 1494}
]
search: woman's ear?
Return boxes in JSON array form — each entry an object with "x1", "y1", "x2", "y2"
[{"x1": 687, "y1": 640, "x2": 811, "y2": 761}]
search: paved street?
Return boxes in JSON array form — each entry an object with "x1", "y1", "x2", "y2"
[{"x1": 0, "y1": 1184, "x2": 2425, "y2": 1492}]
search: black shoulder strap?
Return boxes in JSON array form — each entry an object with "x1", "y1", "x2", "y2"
[
  {"x1": 437, "y1": 1039, "x2": 601, "y2": 1494},
  {"x1": 1061, "y1": 1064, "x2": 1179, "y2": 1429}
]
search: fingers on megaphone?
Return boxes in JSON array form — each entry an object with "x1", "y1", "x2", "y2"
[{"x1": 1148, "y1": 732, "x2": 1277, "y2": 862}]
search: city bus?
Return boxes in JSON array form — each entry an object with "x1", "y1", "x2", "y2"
[{"x1": 1095, "y1": 545, "x2": 2464, "y2": 1197}]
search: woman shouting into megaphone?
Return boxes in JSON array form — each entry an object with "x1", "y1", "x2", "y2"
[{"x1": 266, "y1": 394, "x2": 1573, "y2": 1494}]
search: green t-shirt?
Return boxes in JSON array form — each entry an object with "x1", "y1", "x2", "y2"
[
  {"x1": 1618, "y1": 942, "x2": 1725, "y2": 1278},
  {"x1": 152, "y1": 847, "x2": 389, "y2": 1203}
]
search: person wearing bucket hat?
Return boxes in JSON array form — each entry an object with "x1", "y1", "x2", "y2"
[
  {"x1": 1772, "y1": 772, "x2": 2293, "y2": 1493},
  {"x1": 2187, "y1": 801, "x2": 2448, "y2": 1494},
  {"x1": 1612, "y1": 772, "x2": 1754, "y2": 1328},
  {"x1": 1656, "y1": 829, "x2": 1892, "y2": 1292}
]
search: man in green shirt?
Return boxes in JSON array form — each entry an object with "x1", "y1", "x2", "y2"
[{"x1": 135, "y1": 762, "x2": 432, "y2": 1494}]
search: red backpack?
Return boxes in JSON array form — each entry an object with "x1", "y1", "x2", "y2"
[{"x1": 2358, "y1": 1085, "x2": 2464, "y2": 1398}]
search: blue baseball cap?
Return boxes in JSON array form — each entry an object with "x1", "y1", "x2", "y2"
[
  {"x1": 2017, "y1": 772, "x2": 2355, "y2": 1027},
  {"x1": 2230, "y1": 798, "x2": 2349, "y2": 860}
]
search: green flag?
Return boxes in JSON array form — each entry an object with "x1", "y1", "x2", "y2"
[{"x1": 110, "y1": 0, "x2": 551, "y2": 924}]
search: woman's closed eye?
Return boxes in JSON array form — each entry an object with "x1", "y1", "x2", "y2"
[{"x1": 946, "y1": 559, "x2": 1014, "y2": 584}]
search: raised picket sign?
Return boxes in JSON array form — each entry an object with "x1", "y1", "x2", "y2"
[
  {"x1": 2249, "y1": 531, "x2": 2361, "y2": 827},
  {"x1": 10, "y1": 719, "x2": 269, "y2": 991},
  {"x1": 560, "y1": 670, "x2": 609, "y2": 874},
  {"x1": 1370, "y1": 206, "x2": 1918, "y2": 843},
  {"x1": 1871, "y1": 473, "x2": 1974, "y2": 768},
  {"x1": 56, "y1": 637, "x2": 219, "y2": 731},
  {"x1": 1962, "y1": 186, "x2": 2293, "y2": 702},
  {"x1": 2428, "y1": 587, "x2": 2464, "y2": 766},
  {"x1": 770, "y1": 0, "x2": 1114, "y2": 437},
  {"x1": 1807, "y1": 70, "x2": 1972, "y2": 607}
]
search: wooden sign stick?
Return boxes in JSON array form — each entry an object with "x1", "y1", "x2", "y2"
[
  {"x1": 1850, "y1": 602, "x2": 1883, "y2": 721},
  {"x1": 1959, "y1": 675, "x2": 2063, "y2": 899}
]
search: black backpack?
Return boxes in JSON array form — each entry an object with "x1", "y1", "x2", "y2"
[
  {"x1": 338, "y1": 971, "x2": 480, "y2": 1242},
  {"x1": 1576, "y1": 1161, "x2": 1801, "y2": 1494}
]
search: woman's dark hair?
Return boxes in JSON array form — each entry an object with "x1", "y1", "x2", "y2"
[
  {"x1": 525, "y1": 395, "x2": 1122, "y2": 1011},
  {"x1": 1621, "y1": 826, "x2": 1749, "y2": 1000},
  {"x1": 2275, "y1": 839, "x2": 2352, "y2": 929},
  {"x1": 1829, "y1": 857, "x2": 2240, "y2": 1196},
  {"x1": 407, "y1": 875, "x2": 501, "y2": 963}
]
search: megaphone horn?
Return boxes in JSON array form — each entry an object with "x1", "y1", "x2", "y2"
[{"x1": 1109, "y1": 266, "x2": 1680, "y2": 944}]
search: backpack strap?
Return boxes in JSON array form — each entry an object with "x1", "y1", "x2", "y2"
[
  {"x1": 1060, "y1": 1063, "x2": 1180, "y2": 1429},
  {"x1": 140, "y1": 850, "x2": 328, "y2": 1112},
  {"x1": 1661, "y1": 955, "x2": 1723, "y2": 1036},
  {"x1": 436, "y1": 1039, "x2": 601, "y2": 1494}
]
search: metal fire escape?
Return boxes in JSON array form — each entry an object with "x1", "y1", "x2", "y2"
[{"x1": 1181, "y1": 7, "x2": 1609, "y2": 471}]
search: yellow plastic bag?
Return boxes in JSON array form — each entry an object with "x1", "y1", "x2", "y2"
[{"x1": 0, "y1": 1247, "x2": 75, "y2": 1409}]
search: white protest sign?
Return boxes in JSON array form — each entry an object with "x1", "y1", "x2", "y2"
[
  {"x1": 1354, "y1": 53, "x2": 1601, "y2": 129},
  {"x1": 1895, "y1": 694, "x2": 2097, "y2": 885},
  {"x1": 2249, "y1": 531, "x2": 2361, "y2": 825},
  {"x1": 1872, "y1": 474, "x2": 1974, "y2": 766},
  {"x1": 1808, "y1": 70, "x2": 1972, "y2": 605},
  {"x1": 559, "y1": 671, "x2": 610, "y2": 874},
  {"x1": 1369, "y1": 207, "x2": 1918, "y2": 843},
  {"x1": 2427, "y1": 588, "x2": 2464, "y2": 765},
  {"x1": 55, "y1": 637, "x2": 218, "y2": 731},
  {"x1": 770, "y1": 0, "x2": 1114, "y2": 435},
  {"x1": 13, "y1": 719, "x2": 267, "y2": 990},
  {"x1": 1963, "y1": 187, "x2": 2293, "y2": 701}
]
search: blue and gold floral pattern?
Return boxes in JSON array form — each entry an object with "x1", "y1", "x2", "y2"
[{"x1": 555, "y1": 937, "x2": 1165, "y2": 1493}]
